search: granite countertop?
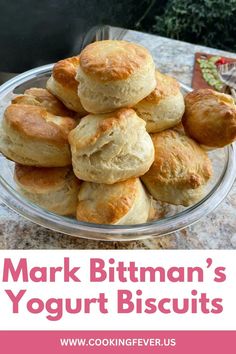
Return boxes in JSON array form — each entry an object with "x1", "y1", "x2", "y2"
[{"x1": 0, "y1": 28, "x2": 236, "y2": 250}]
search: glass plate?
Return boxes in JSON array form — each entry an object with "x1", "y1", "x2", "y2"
[{"x1": 0, "y1": 64, "x2": 235, "y2": 241}]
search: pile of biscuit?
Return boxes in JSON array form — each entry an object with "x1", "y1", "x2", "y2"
[{"x1": 0, "y1": 40, "x2": 236, "y2": 225}]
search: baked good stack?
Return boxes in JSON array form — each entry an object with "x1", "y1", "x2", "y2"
[{"x1": 0, "y1": 40, "x2": 235, "y2": 225}]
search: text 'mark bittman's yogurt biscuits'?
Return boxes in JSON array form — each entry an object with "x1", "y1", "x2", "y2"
[
  {"x1": 47, "y1": 56, "x2": 87, "y2": 116},
  {"x1": 14, "y1": 165, "x2": 81, "y2": 216},
  {"x1": 0, "y1": 88, "x2": 77, "y2": 167},
  {"x1": 141, "y1": 130, "x2": 212, "y2": 206},
  {"x1": 76, "y1": 40, "x2": 156, "y2": 113},
  {"x1": 68, "y1": 108, "x2": 155, "y2": 184},
  {"x1": 134, "y1": 70, "x2": 185, "y2": 133},
  {"x1": 182, "y1": 88, "x2": 236, "y2": 148},
  {"x1": 76, "y1": 178, "x2": 150, "y2": 225}
]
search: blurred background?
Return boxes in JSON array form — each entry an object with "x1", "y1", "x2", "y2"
[{"x1": 0, "y1": 0, "x2": 235, "y2": 76}]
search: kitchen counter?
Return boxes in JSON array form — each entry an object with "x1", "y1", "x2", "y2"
[{"x1": 0, "y1": 28, "x2": 236, "y2": 249}]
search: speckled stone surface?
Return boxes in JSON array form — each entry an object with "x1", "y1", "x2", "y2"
[{"x1": 0, "y1": 28, "x2": 236, "y2": 249}]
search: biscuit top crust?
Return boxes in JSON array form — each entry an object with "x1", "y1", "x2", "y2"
[
  {"x1": 185, "y1": 88, "x2": 235, "y2": 111},
  {"x1": 79, "y1": 40, "x2": 153, "y2": 81},
  {"x1": 148, "y1": 130, "x2": 212, "y2": 189},
  {"x1": 144, "y1": 71, "x2": 180, "y2": 104},
  {"x1": 15, "y1": 165, "x2": 79, "y2": 192},
  {"x1": 12, "y1": 88, "x2": 74, "y2": 117},
  {"x1": 52, "y1": 56, "x2": 80, "y2": 89},
  {"x1": 69, "y1": 108, "x2": 144, "y2": 150},
  {"x1": 4, "y1": 104, "x2": 77, "y2": 146},
  {"x1": 77, "y1": 178, "x2": 139, "y2": 224},
  {"x1": 183, "y1": 89, "x2": 236, "y2": 147}
]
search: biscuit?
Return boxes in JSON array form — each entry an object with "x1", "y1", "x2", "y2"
[
  {"x1": 0, "y1": 90, "x2": 77, "y2": 166},
  {"x1": 141, "y1": 130, "x2": 212, "y2": 206},
  {"x1": 182, "y1": 89, "x2": 236, "y2": 148},
  {"x1": 47, "y1": 56, "x2": 87, "y2": 116},
  {"x1": 134, "y1": 71, "x2": 185, "y2": 132},
  {"x1": 76, "y1": 40, "x2": 156, "y2": 113},
  {"x1": 14, "y1": 165, "x2": 80, "y2": 216},
  {"x1": 76, "y1": 178, "x2": 150, "y2": 225},
  {"x1": 68, "y1": 108, "x2": 155, "y2": 184},
  {"x1": 12, "y1": 88, "x2": 75, "y2": 117}
]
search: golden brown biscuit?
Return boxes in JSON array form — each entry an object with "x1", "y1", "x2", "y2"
[
  {"x1": 134, "y1": 71, "x2": 185, "y2": 132},
  {"x1": 0, "y1": 90, "x2": 77, "y2": 166},
  {"x1": 76, "y1": 178, "x2": 150, "y2": 225},
  {"x1": 141, "y1": 130, "x2": 212, "y2": 206},
  {"x1": 76, "y1": 40, "x2": 156, "y2": 113},
  {"x1": 14, "y1": 165, "x2": 80, "y2": 216},
  {"x1": 12, "y1": 88, "x2": 75, "y2": 117},
  {"x1": 182, "y1": 89, "x2": 236, "y2": 148},
  {"x1": 47, "y1": 56, "x2": 87, "y2": 116},
  {"x1": 69, "y1": 108, "x2": 155, "y2": 184}
]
